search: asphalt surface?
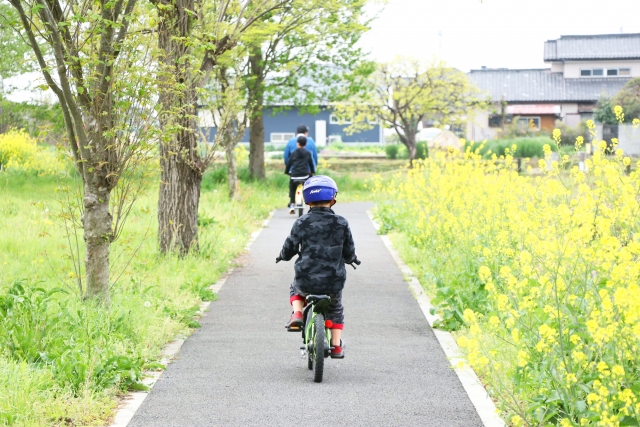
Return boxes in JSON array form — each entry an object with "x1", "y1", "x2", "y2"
[{"x1": 129, "y1": 202, "x2": 483, "y2": 427}]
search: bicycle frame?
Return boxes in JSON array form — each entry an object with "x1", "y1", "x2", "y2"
[{"x1": 301, "y1": 299, "x2": 332, "y2": 358}]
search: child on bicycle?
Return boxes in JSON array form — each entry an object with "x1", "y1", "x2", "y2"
[
  {"x1": 277, "y1": 175, "x2": 357, "y2": 358},
  {"x1": 284, "y1": 135, "x2": 315, "y2": 214}
]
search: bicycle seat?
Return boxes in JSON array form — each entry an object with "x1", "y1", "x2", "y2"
[{"x1": 305, "y1": 295, "x2": 331, "y2": 304}]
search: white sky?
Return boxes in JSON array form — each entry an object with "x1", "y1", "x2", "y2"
[
  {"x1": 7, "y1": 0, "x2": 640, "y2": 102},
  {"x1": 358, "y1": 0, "x2": 640, "y2": 71}
]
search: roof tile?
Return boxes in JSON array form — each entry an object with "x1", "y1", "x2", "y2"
[
  {"x1": 468, "y1": 69, "x2": 630, "y2": 102},
  {"x1": 544, "y1": 33, "x2": 640, "y2": 61}
]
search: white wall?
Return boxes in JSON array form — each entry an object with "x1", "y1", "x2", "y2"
[
  {"x1": 618, "y1": 124, "x2": 640, "y2": 156},
  {"x1": 551, "y1": 62, "x2": 564, "y2": 73},
  {"x1": 466, "y1": 110, "x2": 499, "y2": 141},
  {"x1": 563, "y1": 60, "x2": 640, "y2": 78}
]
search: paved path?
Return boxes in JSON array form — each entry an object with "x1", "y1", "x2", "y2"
[{"x1": 129, "y1": 203, "x2": 483, "y2": 427}]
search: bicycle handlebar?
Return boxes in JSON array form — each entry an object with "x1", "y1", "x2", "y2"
[
  {"x1": 277, "y1": 255, "x2": 361, "y2": 269},
  {"x1": 348, "y1": 257, "x2": 361, "y2": 269}
]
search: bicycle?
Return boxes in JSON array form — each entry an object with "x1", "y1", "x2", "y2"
[
  {"x1": 291, "y1": 179, "x2": 306, "y2": 217},
  {"x1": 276, "y1": 257, "x2": 361, "y2": 383}
]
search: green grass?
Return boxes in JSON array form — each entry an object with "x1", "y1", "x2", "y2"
[
  {"x1": 0, "y1": 168, "x2": 284, "y2": 425},
  {"x1": 0, "y1": 159, "x2": 389, "y2": 425}
]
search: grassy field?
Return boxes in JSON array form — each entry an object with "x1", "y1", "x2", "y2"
[{"x1": 0, "y1": 157, "x2": 399, "y2": 426}]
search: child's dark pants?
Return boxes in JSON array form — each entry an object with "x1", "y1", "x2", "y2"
[{"x1": 289, "y1": 282, "x2": 344, "y2": 328}]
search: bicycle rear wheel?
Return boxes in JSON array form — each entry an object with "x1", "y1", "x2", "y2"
[
  {"x1": 305, "y1": 312, "x2": 313, "y2": 370},
  {"x1": 313, "y1": 313, "x2": 325, "y2": 383}
]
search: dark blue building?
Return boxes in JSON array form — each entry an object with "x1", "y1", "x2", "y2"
[{"x1": 201, "y1": 105, "x2": 382, "y2": 146}]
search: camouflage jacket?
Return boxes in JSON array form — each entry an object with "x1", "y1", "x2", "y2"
[{"x1": 280, "y1": 207, "x2": 357, "y2": 294}]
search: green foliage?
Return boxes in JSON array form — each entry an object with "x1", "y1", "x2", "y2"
[
  {"x1": 0, "y1": 3, "x2": 33, "y2": 80},
  {"x1": 612, "y1": 77, "x2": 640, "y2": 122},
  {"x1": 594, "y1": 97, "x2": 619, "y2": 125},
  {"x1": 416, "y1": 142, "x2": 428, "y2": 160},
  {"x1": 264, "y1": 144, "x2": 285, "y2": 152},
  {"x1": 335, "y1": 58, "x2": 486, "y2": 161},
  {"x1": 0, "y1": 280, "x2": 152, "y2": 394},
  {"x1": 553, "y1": 120, "x2": 590, "y2": 145},
  {"x1": 0, "y1": 97, "x2": 65, "y2": 139},
  {"x1": 385, "y1": 144, "x2": 399, "y2": 159},
  {"x1": 245, "y1": 0, "x2": 373, "y2": 112},
  {"x1": 467, "y1": 137, "x2": 557, "y2": 158}
]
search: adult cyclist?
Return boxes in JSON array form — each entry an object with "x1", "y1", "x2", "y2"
[{"x1": 284, "y1": 125, "x2": 318, "y2": 172}]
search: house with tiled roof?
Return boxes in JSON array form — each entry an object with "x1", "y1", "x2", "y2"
[{"x1": 466, "y1": 33, "x2": 639, "y2": 141}]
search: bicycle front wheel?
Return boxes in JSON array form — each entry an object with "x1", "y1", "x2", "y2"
[{"x1": 313, "y1": 313, "x2": 325, "y2": 383}]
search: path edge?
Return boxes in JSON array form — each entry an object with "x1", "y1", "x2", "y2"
[
  {"x1": 366, "y1": 210, "x2": 506, "y2": 427},
  {"x1": 108, "y1": 210, "x2": 276, "y2": 427}
]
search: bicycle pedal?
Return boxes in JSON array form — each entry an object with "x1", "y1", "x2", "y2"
[{"x1": 287, "y1": 326, "x2": 301, "y2": 332}]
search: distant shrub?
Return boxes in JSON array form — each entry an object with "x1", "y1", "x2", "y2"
[
  {"x1": 0, "y1": 129, "x2": 63, "y2": 175},
  {"x1": 553, "y1": 120, "x2": 590, "y2": 145},
  {"x1": 398, "y1": 145, "x2": 409, "y2": 159},
  {"x1": 265, "y1": 144, "x2": 285, "y2": 152},
  {"x1": 466, "y1": 137, "x2": 557, "y2": 159},
  {"x1": 416, "y1": 142, "x2": 429, "y2": 160},
  {"x1": 385, "y1": 144, "x2": 399, "y2": 159}
]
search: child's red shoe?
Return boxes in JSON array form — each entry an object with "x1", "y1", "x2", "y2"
[
  {"x1": 285, "y1": 311, "x2": 303, "y2": 331},
  {"x1": 331, "y1": 340, "x2": 345, "y2": 359}
]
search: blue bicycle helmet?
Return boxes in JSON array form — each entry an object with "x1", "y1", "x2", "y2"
[{"x1": 303, "y1": 175, "x2": 338, "y2": 204}]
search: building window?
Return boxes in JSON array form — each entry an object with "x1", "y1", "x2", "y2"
[
  {"x1": 329, "y1": 114, "x2": 352, "y2": 125},
  {"x1": 517, "y1": 117, "x2": 540, "y2": 130},
  {"x1": 270, "y1": 133, "x2": 295, "y2": 143},
  {"x1": 581, "y1": 68, "x2": 631, "y2": 78},
  {"x1": 488, "y1": 115, "x2": 503, "y2": 128}
]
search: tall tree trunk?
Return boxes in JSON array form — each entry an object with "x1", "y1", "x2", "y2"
[
  {"x1": 156, "y1": 0, "x2": 202, "y2": 254},
  {"x1": 225, "y1": 136, "x2": 238, "y2": 199},
  {"x1": 83, "y1": 180, "x2": 112, "y2": 304},
  {"x1": 249, "y1": 105, "x2": 265, "y2": 180},
  {"x1": 158, "y1": 142, "x2": 202, "y2": 253},
  {"x1": 405, "y1": 134, "x2": 417, "y2": 168},
  {"x1": 248, "y1": 47, "x2": 265, "y2": 180}
]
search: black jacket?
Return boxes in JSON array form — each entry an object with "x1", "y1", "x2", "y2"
[
  {"x1": 280, "y1": 207, "x2": 357, "y2": 294},
  {"x1": 285, "y1": 147, "x2": 315, "y2": 177}
]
